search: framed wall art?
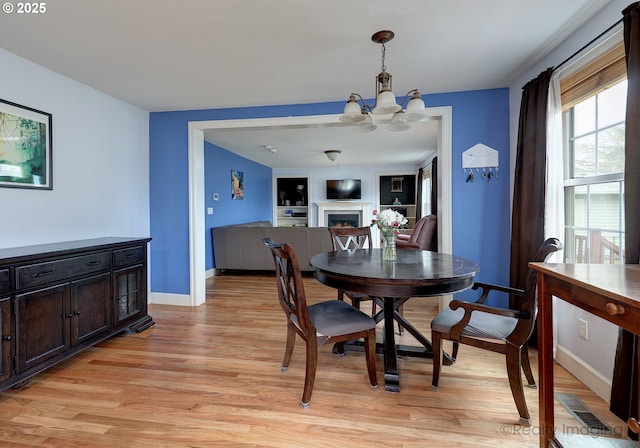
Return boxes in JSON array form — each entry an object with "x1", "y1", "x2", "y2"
[
  {"x1": 231, "y1": 169, "x2": 244, "y2": 200},
  {"x1": 0, "y1": 99, "x2": 52, "y2": 189}
]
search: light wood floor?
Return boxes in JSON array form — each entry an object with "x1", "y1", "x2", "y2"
[{"x1": 0, "y1": 274, "x2": 631, "y2": 447}]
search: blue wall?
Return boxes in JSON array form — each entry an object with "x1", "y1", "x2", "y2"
[
  {"x1": 431, "y1": 89, "x2": 511, "y2": 305},
  {"x1": 149, "y1": 104, "x2": 337, "y2": 294},
  {"x1": 204, "y1": 142, "x2": 273, "y2": 270},
  {"x1": 149, "y1": 89, "x2": 511, "y2": 306}
]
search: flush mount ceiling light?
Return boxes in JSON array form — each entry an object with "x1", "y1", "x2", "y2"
[
  {"x1": 340, "y1": 30, "x2": 430, "y2": 132},
  {"x1": 324, "y1": 149, "x2": 342, "y2": 162}
]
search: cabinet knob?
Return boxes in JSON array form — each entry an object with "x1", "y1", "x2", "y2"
[
  {"x1": 65, "y1": 313, "x2": 74, "y2": 318},
  {"x1": 74, "y1": 311, "x2": 81, "y2": 316},
  {"x1": 629, "y1": 417, "x2": 639, "y2": 434},
  {"x1": 605, "y1": 302, "x2": 625, "y2": 316},
  {"x1": 2, "y1": 335, "x2": 11, "y2": 341}
]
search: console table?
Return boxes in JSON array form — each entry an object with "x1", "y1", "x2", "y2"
[
  {"x1": 530, "y1": 262, "x2": 639, "y2": 447},
  {"x1": 0, "y1": 237, "x2": 153, "y2": 391}
]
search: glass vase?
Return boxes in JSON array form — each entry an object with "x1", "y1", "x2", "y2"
[{"x1": 382, "y1": 232, "x2": 397, "y2": 261}]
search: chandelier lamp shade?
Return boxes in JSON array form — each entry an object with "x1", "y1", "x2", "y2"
[{"x1": 340, "y1": 30, "x2": 429, "y2": 132}]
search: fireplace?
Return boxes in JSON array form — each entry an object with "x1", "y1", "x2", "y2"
[
  {"x1": 315, "y1": 201, "x2": 371, "y2": 227},
  {"x1": 327, "y1": 212, "x2": 360, "y2": 228}
]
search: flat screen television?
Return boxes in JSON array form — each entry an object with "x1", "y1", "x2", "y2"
[{"x1": 326, "y1": 179, "x2": 362, "y2": 200}]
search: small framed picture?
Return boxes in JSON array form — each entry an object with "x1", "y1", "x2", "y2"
[
  {"x1": 0, "y1": 99, "x2": 53, "y2": 189},
  {"x1": 391, "y1": 177, "x2": 404, "y2": 193}
]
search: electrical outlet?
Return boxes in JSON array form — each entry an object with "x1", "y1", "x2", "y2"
[{"x1": 578, "y1": 318, "x2": 588, "y2": 340}]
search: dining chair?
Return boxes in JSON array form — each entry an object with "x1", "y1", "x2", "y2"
[
  {"x1": 430, "y1": 237, "x2": 562, "y2": 426},
  {"x1": 328, "y1": 226, "x2": 405, "y2": 338},
  {"x1": 328, "y1": 227, "x2": 375, "y2": 312},
  {"x1": 263, "y1": 238, "x2": 378, "y2": 408}
]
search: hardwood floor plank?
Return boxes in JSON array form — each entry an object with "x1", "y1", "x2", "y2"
[{"x1": 0, "y1": 274, "x2": 631, "y2": 447}]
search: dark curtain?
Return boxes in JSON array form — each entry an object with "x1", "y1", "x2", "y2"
[
  {"x1": 509, "y1": 68, "x2": 553, "y2": 323},
  {"x1": 430, "y1": 157, "x2": 438, "y2": 216},
  {"x1": 415, "y1": 167, "x2": 424, "y2": 219},
  {"x1": 610, "y1": 2, "x2": 640, "y2": 438}
]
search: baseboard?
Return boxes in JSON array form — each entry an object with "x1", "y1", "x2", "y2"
[
  {"x1": 556, "y1": 344, "x2": 612, "y2": 403},
  {"x1": 148, "y1": 291, "x2": 194, "y2": 306},
  {"x1": 205, "y1": 268, "x2": 215, "y2": 279}
]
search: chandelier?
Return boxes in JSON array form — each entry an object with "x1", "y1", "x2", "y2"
[{"x1": 340, "y1": 30, "x2": 429, "y2": 132}]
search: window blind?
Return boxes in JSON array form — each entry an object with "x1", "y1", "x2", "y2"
[{"x1": 560, "y1": 42, "x2": 626, "y2": 110}]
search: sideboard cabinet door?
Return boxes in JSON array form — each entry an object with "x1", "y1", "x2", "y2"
[
  {"x1": 113, "y1": 265, "x2": 144, "y2": 327},
  {"x1": 71, "y1": 273, "x2": 111, "y2": 346},
  {"x1": 16, "y1": 284, "x2": 70, "y2": 373},
  {"x1": 0, "y1": 296, "x2": 12, "y2": 382}
]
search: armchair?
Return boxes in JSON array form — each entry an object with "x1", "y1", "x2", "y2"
[
  {"x1": 396, "y1": 215, "x2": 437, "y2": 251},
  {"x1": 430, "y1": 237, "x2": 562, "y2": 425}
]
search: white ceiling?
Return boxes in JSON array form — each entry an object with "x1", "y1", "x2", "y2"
[
  {"x1": 0, "y1": 0, "x2": 612, "y2": 168},
  {"x1": 202, "y1": 114, "x2": 440, "y2": 168}
]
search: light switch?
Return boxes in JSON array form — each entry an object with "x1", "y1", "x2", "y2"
[{"x1": 207, "y1": 207, "x2": 214, "y2": 215}]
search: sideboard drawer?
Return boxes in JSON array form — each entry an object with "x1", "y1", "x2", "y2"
[
  {"x1": 16, "y1": 251, "x2": 112, "y2": 290},
  {"x1": 113, "y1": 246, "x2": 145, "y2": 267},
  {"x1": 0, "y1": 269, "x2": 9, "y2": 294}
]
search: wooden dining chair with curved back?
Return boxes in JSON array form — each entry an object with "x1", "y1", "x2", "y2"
[
  {"x1": 328, "y1": 227, "x2": 375, "y2": 312},
  {"x1": 328, "y1": 226, "x2": 404, "y2": 336},
  {"x1": 430, "y1": 237, "x2": 562, "y2": 426},
  {"x1": 263, "y1": 237, "x2": 378, "y2": 408}
]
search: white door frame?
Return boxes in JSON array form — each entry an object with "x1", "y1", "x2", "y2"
[{"x1": 182, "y1": 108, "x2": 452, "y2": 306}]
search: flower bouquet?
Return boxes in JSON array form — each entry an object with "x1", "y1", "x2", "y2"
[{"x1": 370, "y1": 209, "x2": 408, "y2": 261}]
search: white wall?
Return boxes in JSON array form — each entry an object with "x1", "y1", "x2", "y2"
[
  {"x1": 0, "y1": 49, "x2": 150, "y2": 249},
  {"x1": 507, "y1": 0, "x2": 630, "y2": 400}
]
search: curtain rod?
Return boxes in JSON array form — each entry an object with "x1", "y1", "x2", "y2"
[{"x1": 553, "y1": 17, "x2": 624, "y2": 73}]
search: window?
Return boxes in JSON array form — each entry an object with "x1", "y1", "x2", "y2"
[
  {"x1": 421, "y1": 167, "x2": 432, "y2": 216},
  {"x1": 562, "y1": 58, "x2": 626, "y2": 264}
]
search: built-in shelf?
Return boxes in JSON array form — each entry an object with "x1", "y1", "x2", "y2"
[
  {"x1": 377, "y1": 173, "x2": 418, "y2": 230},
  {"x1": 276, "y1": 205, "x2": 308, "y2": 227},
  {"x1": 274, "y1": 176, "x2": 309, "y2": 227}
]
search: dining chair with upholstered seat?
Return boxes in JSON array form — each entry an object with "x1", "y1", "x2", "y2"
[
  {"x1": 430, "y1": 237, "x2": 562, "y2": 426},
  {"x1": 328, "y1": 227, "x2": 375, "y2": 312},
  {"x1": 328, "y1": 226, "x2": 405, "y2": 337},
  {"x1": 263, "y1": 237, "x2": 378, "y2": 408}
]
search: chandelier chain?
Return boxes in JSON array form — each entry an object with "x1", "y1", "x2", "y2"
[{"x1": 380, "y1": 43, "x2": 387, "y2": 72}]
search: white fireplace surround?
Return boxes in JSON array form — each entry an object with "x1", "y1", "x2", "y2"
[{"x1": 316, "y1": 201, "x2": 371, "y2": 227}]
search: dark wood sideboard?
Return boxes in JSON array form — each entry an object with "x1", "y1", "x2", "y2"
[
  {"x1": 0, "y1": 237, "x2": 153, "y2": 391},
  {"x1": 531, "y1": 262, "x2": 639, "y2": 448}
]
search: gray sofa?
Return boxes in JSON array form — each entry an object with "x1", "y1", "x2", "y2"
[{"x1": 211, "y1": 221, "x2": 334, "y2": 274}]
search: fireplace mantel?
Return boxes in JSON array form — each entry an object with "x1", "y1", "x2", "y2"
[{"x1": 315, "y1": 201, "x2": 371, "y2": 227}]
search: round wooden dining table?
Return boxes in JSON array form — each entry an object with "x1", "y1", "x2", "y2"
[{"x1": 309, "y1": 248, "x2": 480, "y2": 392}]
